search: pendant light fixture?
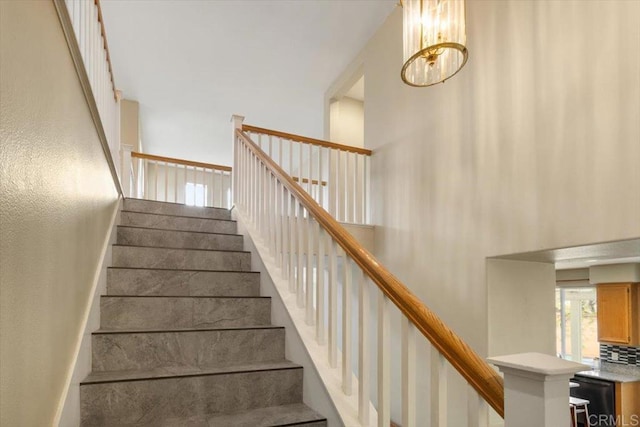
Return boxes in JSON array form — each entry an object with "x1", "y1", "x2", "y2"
[{"x1": 400, "y1": 0, "x2": 468, "y2": 87}]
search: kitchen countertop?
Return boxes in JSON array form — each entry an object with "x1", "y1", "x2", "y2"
[{"x1": 575, "y1": 369, "x2": 640, "y2": 383}]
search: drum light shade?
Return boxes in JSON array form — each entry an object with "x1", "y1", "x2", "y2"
[{"x1": 401, "y1": 0, "x2": 468, "y2": 87}]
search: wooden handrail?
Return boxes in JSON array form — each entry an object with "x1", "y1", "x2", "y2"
[
  {"x1": 243, "y1": 124, "x2": 373, "y2": 156},
  {"x1": 237, "y1": 129, "x2": 505, "y2": 417},
  {"x1": 94, "y1": 0, "x2": 117, "y2": 100},
  {"x1": 132, "y1": 152, "x2": 232, "y2": 172}
]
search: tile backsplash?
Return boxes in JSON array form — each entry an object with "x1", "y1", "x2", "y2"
[{"x1": 600, "y1": 343, "x2": 640, "y2": 367}]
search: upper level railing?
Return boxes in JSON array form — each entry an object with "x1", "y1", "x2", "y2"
[
  {"x1": 243, "y1": 124, "x2": 372, "y2": 225},
  {"x1": 123, "y1": 150, "x2": 232, "y2": 209},
  {"x1": 233, "y1": 116, "x2": 504, "y2": 426},
  {"x1": 54, "y1": 0, "x2": 122, "y2": 188}
]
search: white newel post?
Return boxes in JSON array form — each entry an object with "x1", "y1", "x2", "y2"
[
  {"x1": 231, "y1": 114, "x2": 245, "y2": 206},
  {"x1": 488, "y1": 352, "x2": 588, "y2": 427},
  {"x1": 120, "y1": 144, "x2": 134, "y2": 198}
]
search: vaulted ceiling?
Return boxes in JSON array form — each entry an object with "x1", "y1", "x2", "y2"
[{"x1": 101, "y1": 0, "x2": 396, "y2": 165}]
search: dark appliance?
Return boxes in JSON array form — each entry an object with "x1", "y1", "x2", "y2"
[{"x1": 570, "y1": 375, "x2": 616, "y2": 427}]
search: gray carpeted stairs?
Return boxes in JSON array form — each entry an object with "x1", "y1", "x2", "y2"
[{"x1": 80, "y1": 198, "x2": 327, "y2": 426}]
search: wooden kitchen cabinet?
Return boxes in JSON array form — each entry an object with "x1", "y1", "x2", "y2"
[
  {"x1": 616, "y1": 381, "x2": 640, "y2": 426},
  {"x1": 597, "y1": 283, "x2": 639, "y2": 345}
]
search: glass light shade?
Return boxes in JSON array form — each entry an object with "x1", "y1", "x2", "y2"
[{"x1": 401, "y1": 0, "x2": 468, "y2": 87}]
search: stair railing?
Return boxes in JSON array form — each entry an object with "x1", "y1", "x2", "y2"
[
  {"x1": 54, "y1": 0, "x2": 122, "y2": 186},
  {"x1": 233, "y1": 117, "x2": 504, "y2": 426},
  {"x1": 243, "y1": 125, "x2": 372, "y2": 225},
  {"x1": 129, "y1": 152, "x2": 232, "y2": 209}
]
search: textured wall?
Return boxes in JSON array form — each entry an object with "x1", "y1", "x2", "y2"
[
  {"x1": 329, "y1": 0, "x2": 640, "y2": 424},
  {"x1": 0, "y1": 1, "x2": 119, "y2": 425}
]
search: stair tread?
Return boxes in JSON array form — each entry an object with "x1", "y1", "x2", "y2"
[
  {"x1": 164, "y1": 403, "x2": 325, "y2": 427},
  {"x1": 94, "y1": 325, "x2": 284, "y2": 334},
  {"x1": 118, "y1": 224, "x2": 242, "y2": 237},
  {"x1": 82, "y1": 360, "x2": 301, "y2": 385},
  {"x1": 112, "y1": 244, "x2": 250, "y2": 254},
  {"x1": 125, "y1": 198, "x2": 231, "y2": 212},
  {"x1": 93, "y1": 403, "x2": 326, "y2": 427},
  {"x1": 123, "y1": 199, "x2": 231, "y2": 220},
  {"x1": 107, "y1": 266, "x2": 259, "y2": 273},
  {"x1": 102, "y1": 295, "x2": 269, "y2": 299},
  {"x1": 121, "y1": 209, "x2": 237, "y2": 223}
]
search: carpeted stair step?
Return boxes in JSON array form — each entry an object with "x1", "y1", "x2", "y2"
[
  {"x1": 106, "y1": 267, "x2": 260, "y2": 297},
  {"x1": 100, "y1": 295, "x2": 271, "y2": 330},
  {"x1": 91, "y1": 326, "x2": 285, "y2": 372}
]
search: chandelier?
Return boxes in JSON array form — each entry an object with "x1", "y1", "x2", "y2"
[{"x1": 401, "y1": 0, "x2": 469, "y2": 87}]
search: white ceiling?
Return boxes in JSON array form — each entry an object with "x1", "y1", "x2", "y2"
[
  {"x1": 493, "y1": 239, "x2": 640, "y2": 270},
  {"x1": 100, "y1": 0, "x2": 396, "y2": 166}
]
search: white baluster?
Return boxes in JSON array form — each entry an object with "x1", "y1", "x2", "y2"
[
  {"x1": 328, "y1": 238, "x2": 338, "y2": 367},
  {"x1": 328, "y1": 149, "x2": 336, "y2": 217},
  {"x1": 182, "y1": 164, "x2": 187, "y2": 205},
  {"x1": 402, "y1": 318, "x2": 417, "y2": 427},
  {"x1": 288, "y1": 193, "x2": 296, "y2": 293},
  {"x1": 318, "y1": 146, "x2": 324, "y2": 209},
  {"x1": 282, "y1": 188, "x2": 290, "y2": 279},
  {"x1": 288, "y1": 139, "x2": 293, "y2": 176},
  {"x1": 305, "y1": 215, "x2": 314, "y2": 325},
  {"x1": 154, "y1": 161, "x2": 159, "y2": 201},
  {"x1": 467, "y1": 388, "x2": 488, "y2": 427},
  {"x1": 342, "y1": 256, "x2": 353, "y2": 395},
  {"x1": 365, "y1": 154, "x2": 370, "y2": 224},
  {"x1": 173, "y1": 162, "x2": 178, "y2": 203},
  {"x1": 298, "y1": 140, "x2": 303, "y2": 190},
  {"x1": 431, "y1": 348, "x2": 448, "y2": 427},
  {"x1": 316, "y1": 224, "x2": 325, "y2": 344},
  {"x1": 307, "y1": 142, "x2": 313, "y2": 194},
  {"x1": 164, "y1": 162, "x2": 168, "y2": 202},
  {"x1": 346, "y1": 151, "x2": 354, "y2": 223},
  {"x1": 358, "y1": 272, "x2": 370, "y2": 425},
  {"x1": 275, "y1": 181, "x2": 282, "y2": 268},
  {"x1": 378, "y1": 290, "x2": 390, "y2": 427},
  {"x1": 355, "y1": 154, "x2": 363, "y2": 224},
  {"x1": 337, "y1": 149, "x2": 344, "y2": 221},
  {"x1": 296, "y1": 203, "x2": 305, "y2": 308}
]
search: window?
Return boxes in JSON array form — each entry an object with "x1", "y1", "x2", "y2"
[
  {"x1": 185, "y1": 183, "x2": 207, "y2": 207},
  {"x1": 556, "y1": 287, "x2": 598, "y2": 363}
]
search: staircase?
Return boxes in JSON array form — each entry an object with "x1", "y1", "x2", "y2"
[{"x1": 80, "y1": 198, "x2": 327, "y2": 426}]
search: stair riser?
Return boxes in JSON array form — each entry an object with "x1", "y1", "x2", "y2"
[
  {"x1": 92, "y1": 329, "x2": 285, "y2": 372},
  {"x1": 124, "y1": 199, "x2": 231, "y2": 220},
  {"x1": 117, "y1": 227, "x2": 243, "y2": 251},
  {"x1": 121, "y1": 211, "x2": 237, "y2": 234},
  {"x1": 112, "y1": 246, "x2": 251, "y2": 271},
  {"x1": 100, "y1": 297, "x2": 271, "y2": 330},
  {"x1": 80, "y1": 368, "x2": 303, "y2": 425},
  {"x1": 107, "y1": 269, "x2": 260, "y2": 297}
]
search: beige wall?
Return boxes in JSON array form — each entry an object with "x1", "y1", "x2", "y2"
[
  {"x1": 328, "y1": 0, "x2": 639, "y2": 423},
  {"x1": 121, "y1": 99, "x2": 142, "y2": 152},
  {"x1": 329, "y1": 96, "x2": 364, "y2": 147},
  {"x1": 0, "y1": 1, "x2": 120, "y2": 426}
]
